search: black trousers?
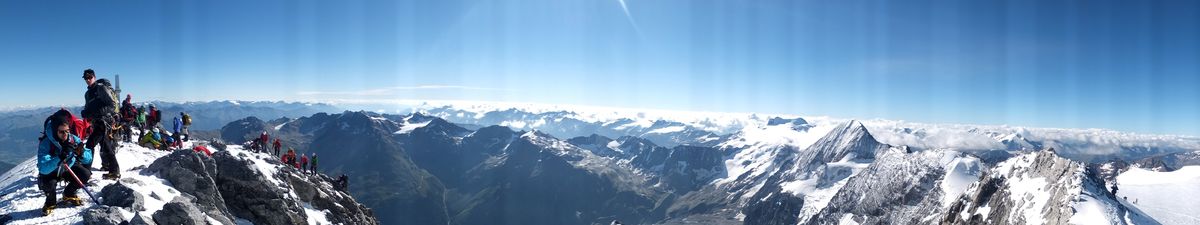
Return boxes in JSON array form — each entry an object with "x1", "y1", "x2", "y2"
[
  {"x1": 123, "y1": 121, "x2": 134, "y2": 142},
  {"x1": 87, "y1": 118, "x2": 119, "y2": 174},
  {"x1": 37, "y1": 163, "x2": 91, "y2": 206}
]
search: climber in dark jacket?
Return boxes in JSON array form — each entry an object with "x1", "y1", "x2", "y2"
[
  {"x1": 335, "y1": 174, "x2": 349, "y2": 192},
  {"x1": 37, "y1": 109, "x2": 94, "y2": 216},
  {"x1": 81, "y1": 69, "x2": 120, "y2": 179}
]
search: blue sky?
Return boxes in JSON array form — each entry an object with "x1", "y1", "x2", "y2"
[{"x1": 1, "y1": 0, "x2": 1197, "y2": 136}]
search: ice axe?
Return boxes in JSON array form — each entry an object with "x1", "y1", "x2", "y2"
[{"x1": 61, "y1": 153, "x2": 101, "y2": 205}]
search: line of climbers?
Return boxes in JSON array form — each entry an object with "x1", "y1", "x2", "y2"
[{"x1": 247, "y1": 131, "x2": 348, "y2": 191}]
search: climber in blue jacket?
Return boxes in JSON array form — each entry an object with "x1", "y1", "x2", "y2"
[{"x1": 36, "y1": 109, "x2": 94, "y2": 216}]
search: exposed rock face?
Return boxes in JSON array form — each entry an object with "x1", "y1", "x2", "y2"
[
  {"x1": 143, "y1": 150, "x2": 236, "y2": 225},
  {"x1": 99, "y1": 183, "x2": 145, "y2": 211},
  {"x1": 82, "y1": 206, "x2": 125, "y2": 225},
  {"x1": 743, "y1": 120, "x2": 892, "y2": 225},
  {"x1": 152, "y1": 197, "x2": 209, "y2": 225},
  {"x1": 129, "y1": 213, "x2": 157, "y2": 225},
  {"x1": 941, "y1": 149, "x2": 1155, "y2": 225},
  {"x1": 140, "y1": 148, "x2": 380, "y2": 225},
  {"x1": 286, "y1": 166, "x2": 379, "y2": 224},
  {"x1": 805, "y1": 149, "x2": 958, "y2": 225},
  {"x1": 212, "y1": 151, "x2": 308, "y2": 225}
]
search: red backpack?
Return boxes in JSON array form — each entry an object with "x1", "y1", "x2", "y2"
[
  {"x1": 67, "y1": 110, "x2": 91, "y2": 138},
  {"x1": 44, "y1": 109, "x2": 91, "y2": 140}
]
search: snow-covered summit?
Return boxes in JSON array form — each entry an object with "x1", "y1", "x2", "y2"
[{"x1": 0, "y1": 136, "x2": 377, "y2": 225}]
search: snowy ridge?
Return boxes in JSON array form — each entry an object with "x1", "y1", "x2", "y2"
[
  {"x1": 807, "y1": 148, "x2": 981, "y2": 224},
  {"x1": 943, "y1": 150, "x2": 1157, "y2": 225},
  {"x1": 0, "y1": 132, "x2": 376, "y2": 224}
]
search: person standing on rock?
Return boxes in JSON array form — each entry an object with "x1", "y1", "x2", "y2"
[
  {"x1": 37, "y1": 109, "x2": 94, "y2": 216},
  {"x1": 309, "y1": 152, "x2": 318, "y2": 175},
  {"x1": 273, "y1": 138, "x2": 282, "y2": 156},
  {"x1": 119, "y1": 94, "x2": 136, "y2": 142},
  {"x1": 335, "y1": 174, "x2": 349, "y2": 192},
  {"x1": 300, "y1": 154, "x2": 309, "y2": 173},
  {"x1": 146, "y1": 104, "x2": 160, "y2": 130},
  {"x1": 259, "y1": 131, "x2": 270, "y2": 152},
  {"x1": 81, "y1": 69, "x2": 120, "y2": 179},
  {"x1": 135, "y1": 105, "x2": 146, "y2": 133},
  {"x1": 172, "y1": 116, "x2": 183, "y2": 148},
  {"x1": 180, "y1": 112, "x2": 191, "y2": 142}
]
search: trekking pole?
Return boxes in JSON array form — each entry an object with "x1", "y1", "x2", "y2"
[{"x1": 60, "y1": 155, "x2": 101, "y2": 205}]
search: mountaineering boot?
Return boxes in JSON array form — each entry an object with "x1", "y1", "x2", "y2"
[
  {"x1": 41, "y1": 204, "x2": 55, "y2": 216},
  {"x1": 62, "y1": 196, "x2": 83, "y2": 207}
]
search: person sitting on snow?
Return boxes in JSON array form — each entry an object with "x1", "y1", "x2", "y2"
[
  {"x1": 36, "y1": 109, "x2": 94, "y2": 216},
  {"x1": 139, "y1": 128, "x2": 162, "y2": 149}
]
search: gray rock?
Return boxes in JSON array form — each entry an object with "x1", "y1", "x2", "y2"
[
  {"x1": 152, "y1": 198, "x2": 208, "y2": 225},
  {"x1": 129, "y1": 212, "x2": 156, "y2": 225},
  {"x1": 292, "y1": 173, "x2": 379, "y2": 225},
  {"x1": 144, "y1": 150, "x2": 236, "y2": 225},
  {"x1": 83, "y1": 206, "x2": 125, "y2": 225},
  {"x1": 212, "y1": 151, "x2": 308, "y2": 225},
  {"x1": 119, "y1": 177, "x2": 145, "y2": 186},
  {"x1": 100, "y1": 183, "x2": 145, "y2": 211}
]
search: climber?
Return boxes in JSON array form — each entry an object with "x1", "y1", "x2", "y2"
[
  {"x1": 119, "y1": 94, "x2": 137, "y2": 142},
  {"x1": 335, "y1": 174, "x2": 349, "y2": 192},
  {"x1": 282, "y1": 148, "x2": 295, "y2": 165},
  {"x1": 180, "y1": 112, "x2": 192, "y2": 141},
  {"x1": 36, "y1": 109, "x2": 94, "y2": 216},
  {"x1": 273, "y1": 138, "x2": 282, "y2": 156},
  {"x1": 172, "y1": 116, "x2": 183, "y2": 148},
  {"x1": 259, "y1": 131, "x2": 270, "y2": 152},
  {"x1": 146, "y1": 102, "x2": 160, "y2": 129},
  {"x1": 135, "y1": 105, "x2": 146, "y2": 135},
  {"x1": 139, "y1": 127, "x2": 162, "y2": 149},
  {"x1": 1111, "y1": 182, "x2": 1119, "y2": 196},
  {"x1": 80, "y1": 69, "x2": 120, "y2": 179},
  {"x1": 300, "y1": 153, "x2": 309, "y2": 173},
  {"x1": 309, "y1": 152, "x2": 318, "y2": 175}
]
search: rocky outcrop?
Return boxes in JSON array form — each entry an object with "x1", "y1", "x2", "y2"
[
  {"x1": 129, "y1": 213, "x2": 156, "y2": 225},
  {"x1": 940, "y1": 149, "x2": 1150, "y2": 225},
  {"x1": 806, "y1": 148, "x2": 959, "y2": 225},
  {"x1": 742, "y1": 120, "x2": 891, "y2": 225},
  {"x1": 143, "y1": 150, "x2": 236, "y2": 225},
  {"x1": 287, "y1": 172, "x2": 379, "y2": 224},
  {"x1": 99, "y1": 183, "x2": 145, "y2": 211},
  {"x1": 139, "y1": 148, "x2": 380, "y2": 225},
  {"x1": 211, "y1": 151, "x2": 308, "y2": 225},
  {"x1": 83, "y1": 206, "x2": 126, "y2": 225},
  {"x1": 152, "y1": 197, "x2": 209, "y2": 225}
]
